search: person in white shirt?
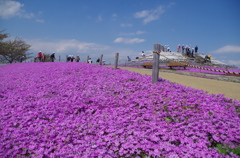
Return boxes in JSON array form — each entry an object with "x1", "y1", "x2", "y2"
[{"x1": 88, "y1": 58, "x2": 92, "y2": 64}]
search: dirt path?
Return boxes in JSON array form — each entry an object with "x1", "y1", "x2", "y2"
[{"x1": 118, "y1": 67, "x2": 240, "y2": 101}]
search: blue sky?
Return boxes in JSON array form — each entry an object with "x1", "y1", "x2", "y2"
[{"x1": 1, "y1": 0, "x2": 240, "y2": 67}]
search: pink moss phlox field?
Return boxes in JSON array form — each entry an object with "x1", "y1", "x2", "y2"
[{"x1": 0, "y1": 62, "x2": 239, "y2": 157}]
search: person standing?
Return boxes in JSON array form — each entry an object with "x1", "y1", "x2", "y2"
[
  {"x1": 167, "y1": 46, "x2": 170, "y2": 52},
  {"x1": 70, "y1": 56, "x2": 75, "y2": 62},
  {"x1": 164, "y1": 45, "x2": 167, "y2": 52},
  {"x1": 141, "y1": 51, "x2": 145, "y2": 57},
  {"x1": 195, "y1": 45, "x2": 198, "y2": 53},
  {"x1": 96, "y1": 58, "x2": 100, "y2": 64},
  {"x1": 50, "y1": 52, "x2": 55, "y2": 62},
  {"x1": 191, "y1": 48, "x2": 194, "y2": 57},
  {"x1": 127, "y1": 56, "x2": 131, "y2": 61},
  {"x1": 20, "y1": 56, "x2": 25, "y2": 63},
  {"x1": 177, "y1": 45, "x2": 181, "y2": 53},
  {"x1": 67, "y1": 55, "x2": 71, "y2": 62},
  {"x1": 182, "y1": 45, "x2": 185, "y2": 53},
  {"x1": 37, "y1": 51, "x2": 42, "y2": 62},
  {"x1": 76, "y1": 56, "x2": 80, "y2": 62},
  {"x1": 88, "y1": 58, "x2": 92, "y2": 64}
]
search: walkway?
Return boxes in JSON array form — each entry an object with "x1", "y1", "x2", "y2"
[{"x1": 118, "y1": 67, "x2": 240, "y2": 100}]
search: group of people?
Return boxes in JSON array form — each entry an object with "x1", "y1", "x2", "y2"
[
  {"x1": 65, "y1": 55, "x2": 105, "y2": 64},
  {"x1": 163, "y1": 45, "x2": 171, "y2": 52},
  {"x1": 34, "y1": 51, "x2": 55, "y2": 62},
  {"x1": 165, "y1": 44, "x2": 199, "y2": 57},
  {"x1": 183, "y1": 45, "x2": 198, "y2": 58},
  {"x1": 67, "y1": 55, "x2": 80, "y2": 62},
  {"x1": 162, "y1": 44, "x2": 198, "y2": 56},
  {"x1": 31, "y1": 51, "x2": 107, "y2": 64},
  {"x1": 88, "y1": 57, "x2": 105, "y2": 64},
  {"x1": 180, "y1": 45, "x2": 198, "y2": 54}
]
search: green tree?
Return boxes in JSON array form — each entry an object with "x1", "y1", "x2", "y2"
[{"x1": 0, "y1": 30, "x2": 32, "y2": 63}]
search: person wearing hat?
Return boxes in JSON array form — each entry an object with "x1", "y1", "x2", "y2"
[
  {"x1": 20, "y1": 56, "x2": 25, "y2": 63},
  {"x1": 50, "y1": 52, "x2": 55, "y2": 62},
  {"x1": 204, "y1": 55, "x2": 211, "y2": 63},
  {"x1": 37, "y1": 51, "x2": 42, "y2": 62},
  {"x1": 141, "y1": 51, "x2": 145, "y2": 57},
  {"x1": 195, "y1": 45, "x2": 198, "y2": 53}
]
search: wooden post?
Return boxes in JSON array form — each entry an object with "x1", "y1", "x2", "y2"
[
  {"x1": 99, "y1": 54, "x2": 103, "y2": 65},
  {"x1": 87, "y1": 56, "x2": 89, "y2": 63},
  {"x1": 152, "y1": 43, "x2": 161, "y2": 83},
  {"x1": 114, "y1": 53, "x2": 119, "y2": 70},
  {"x1": 59, "y1": 55, "x2": 61, "y2": 62}
]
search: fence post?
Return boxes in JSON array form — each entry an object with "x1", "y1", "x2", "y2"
[
  {"x1": 87, "y1": 56, "x2": 89, "y2": 63},
  {"x1": 114, "y1": 53, "x2": 119, "y2": 70},
  {"x1": 59, "y1": 55, "x2": 61, "y2": 62},
  {"x1": 152, "y1": 43, "x2": 161, "y2": 83},
  {"x1": 100, "y1": 54, "x2": 103, "y2": 65}
]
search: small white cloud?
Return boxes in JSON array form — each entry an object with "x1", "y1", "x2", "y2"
[
  {"x1": 211, "y1": 45, "x2": 240, "y2": 54},
  {"x1": 36, "y1": 19, "x2": 45, "y2": 23},
  {"x1": 0, "y1": 0, "x2": 34, "y2": 19},
  {"x1": 225, "y1": 60, "x2": 240, "y2": 67},
  {"x1": 38, "y1": 11, "x2": 43, "y2": 15},
  {"x1": 97, "y1": 15, "x2": 102, "y2": 21},
  {"x1": 20, "y1": 11, "x2": 34, "y2": 18},
  {"x1": 120, "y1": 23, "x2": 133, "y2": 27},
  {"x1": 134, "y1": 10, "x2": 149, "y2": 18},
  {"x1": 112, "y1": 13, "x2": 117, "y2": 17},
  {"x1": 168, "y1": 2, "x2": 176, "y2": 7},
  {"x1": 134, "y1": 6, "x2": 164, "y2": 24},
  {"x1": 136, "y1": 31, "x2": 145, "y2": 35},
  {"x1": 113, "y1": 37, "x2": 145, "y2": 44},
  {"x1": 119, "y1": 31, "x2": 146, "y2": 36}
]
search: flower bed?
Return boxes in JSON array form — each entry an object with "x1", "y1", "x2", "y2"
[{"x1": 0, "y1": 62, "x2": 239, "y2": 157}]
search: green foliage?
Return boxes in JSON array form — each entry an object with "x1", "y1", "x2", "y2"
[
  {"x1": 216, "y1": 144, "x2": 240, "y2": 156},
  {"x1": 0, "y1": 30, "x2": 32, "y2": 63}
]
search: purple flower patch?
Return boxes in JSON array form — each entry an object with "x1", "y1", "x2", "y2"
[{"x1": 0, "y1": 62, "x2": 239, "y2": 157}]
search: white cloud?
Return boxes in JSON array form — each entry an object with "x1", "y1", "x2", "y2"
[
  {"x1": 0, "y1": 0, "x2": 34, "y2": 19},
  {"x1": 113, "y1": 37, "x2": 145, "y2": 44},
  {"x1": 97, "y1": 15, "x2": 102, "y2": 21},
  {"x1": 168, "y1": 2, "x2": 176, "y2": 7},
  {"x1": 36, "y1": 19, "x2": 45, "y2": 23},
  {"x1": 25, "y1": 38, "x2": 142, "y2": 64},
  {"x1": 112, "y1": 13, "x2": 117, "y2": 20},
  {"x1": 134, "y1": 10, "x2": 149, "y2": 18},
  {"x1": 223, "y1": 60, "x2": 240, "y2": 68},
  {"x1": 112, "y1": 13, "x2": 117, "y2": 17},
  {"x1": 27, "y1": 39, "x2": 110, "y2": 55},
  {"x1": 120, "y1": 23, "x2": 133, "y2": 27},
  {"x1": 211, "y1": 45, "x2": 240, "y2": 54},
  {"x1": 134, "y1": 6, "x2": 165, "y2": 24},
  {"x1": 227, "y1": 60, "x2": 240, "y2": 66},
  {"x1": 120, "y1": 31, "x2": 146, "y2": 36}
]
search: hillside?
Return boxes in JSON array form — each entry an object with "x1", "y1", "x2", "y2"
[{"x1": 133, "y1": 51, "x2": 226, "y2": 66}]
